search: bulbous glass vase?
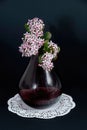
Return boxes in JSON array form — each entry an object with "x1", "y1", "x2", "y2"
[{"x1": 19, "y1": 55, "x2": 62, "y2": 109}]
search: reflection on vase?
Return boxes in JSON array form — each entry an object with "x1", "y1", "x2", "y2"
[{"x1": 19, "y1": 55, "x2": 62, "y2": 109}]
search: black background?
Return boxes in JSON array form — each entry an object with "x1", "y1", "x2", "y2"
[{"x1": 0, "y1": 0, "x2": 87, "y2": 130}]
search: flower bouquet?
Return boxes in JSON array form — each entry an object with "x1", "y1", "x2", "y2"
[
  {"x1": 19, "y1": 17, "x2": 60, "y2": 71},
  {"x1": 19, "y1": 17, "x2": 62, "y2": 109}
]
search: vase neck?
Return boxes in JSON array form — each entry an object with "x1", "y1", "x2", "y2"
[{"x1": 29, "y1": 54, "x2": 38, "y2": 65}]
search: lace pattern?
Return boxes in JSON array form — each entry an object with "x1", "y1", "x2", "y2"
[{"x1": 7, "y1": 93, "x2": 76, "y2": 119}]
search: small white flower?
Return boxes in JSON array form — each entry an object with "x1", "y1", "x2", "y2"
[
  {"x1": 48, "y1": 41, "x2": 60, "y2": 58},
  {"x1": 38, "y1": 52, "x2": 54, "y2": 71},
  {"x1": 27, "y1": 17, "x2": 44, "y2": 37},
  {"x1": 19, "y1": 33, "x2": 44, "y2": 57},
  {"x1": 19, "y1": 18, "x2": 61, "y2": 71}
]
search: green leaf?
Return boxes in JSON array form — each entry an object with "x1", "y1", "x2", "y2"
[
  {"x1": 24, "y1": 23, "x2": 30, "y2": 32},
  {"x1": 38, "y1": 54, "x2": 42, "y2": 63},
  {"x1": 43, "y1": 32, "x2": 52, "y2": 40},
  {"x1": 43, "y1": 40, "x2": 48, "y2": 51},
  {"x1": 58, "y1": 46, "x2": 60, "y2": 52},
  {"x1": 43, "y1": 40, "x2": 51, "y2": 52}
]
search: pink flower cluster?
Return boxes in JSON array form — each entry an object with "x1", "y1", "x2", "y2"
[
  {"x1": 27, "y1": 17, "x2": 44, "y2": 37},
  {"x1": 39, "y1": 52, "x2": 54, "y2": 71},
  {"x1": 19, "y1": 17, "x2": 60, "y2": 71},
  {"x1": 48, "y1": 41, "x2": 60, "y2": 58},
  {"x1": 19, "y1": 32, "x2": 44, "y2": 57},
  {"x1": 39, "y1": 41, "x2": 60, "y2": 71},
  {"x1": 19, "y1": 18, "x2": 44, "y2": 57}
]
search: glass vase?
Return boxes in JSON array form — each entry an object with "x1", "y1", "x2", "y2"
[{"x1": 19, "y1": 55, "x2": 62, "y2": 109}]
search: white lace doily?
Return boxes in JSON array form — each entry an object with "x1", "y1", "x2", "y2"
[{"x1": 7, "y1": 93, "x2": 76, "y2": 119}]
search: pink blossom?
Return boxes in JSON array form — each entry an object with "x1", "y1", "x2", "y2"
[
  {"x1": 19, "y1": 18, "x2": 61, "y2": 72},
  {"x1": 27, "y1": 17, "x2": 44, "y2": 37},
  {"x1": 48, "y1": 41, "x2": 60, "y2": 58},
  {"x1": 19, "y1": 33, "x2": 44, "y2": 57},
  {"x1": 39, "y1": 52, "x2": 54, "y2": 71}
]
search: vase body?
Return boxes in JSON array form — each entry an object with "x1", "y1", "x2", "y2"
[{"x1": 19, "y1": 55, "x2": 62, "y2": 109}]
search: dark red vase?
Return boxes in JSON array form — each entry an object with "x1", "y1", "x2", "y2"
[{"x1": 19, "y1": 55, "x2": 62, "y2": 109}]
